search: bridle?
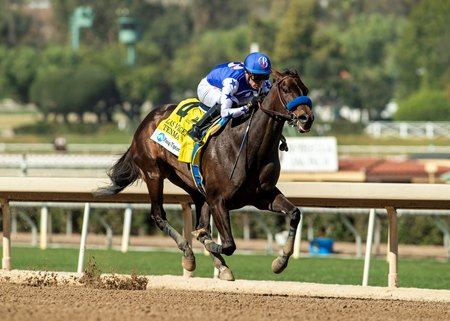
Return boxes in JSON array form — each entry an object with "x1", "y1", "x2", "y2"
[{"x1": 259, "y1": 74, "x2": 310, "y2": 126}]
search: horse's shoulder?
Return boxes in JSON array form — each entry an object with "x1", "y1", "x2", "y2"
[{"x1": 149, "y1": 104, "x2": 177, "y2": 121}]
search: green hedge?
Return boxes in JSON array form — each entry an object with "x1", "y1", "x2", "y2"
[{"x1": 395, "y1": 89, "x2": 450, "y2": 121}]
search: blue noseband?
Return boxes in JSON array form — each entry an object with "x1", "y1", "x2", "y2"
[{"x1": 287, "y1": 96, "x2": 313, "y2": 111}]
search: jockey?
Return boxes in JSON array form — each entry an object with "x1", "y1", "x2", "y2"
[{"x1": 187, "y1": 52, "x2": 272, "y2": 142}]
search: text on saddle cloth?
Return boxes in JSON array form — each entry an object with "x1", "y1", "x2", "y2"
[{"x1": 150, "y1": 98, "x2": 205, "y2": 158}]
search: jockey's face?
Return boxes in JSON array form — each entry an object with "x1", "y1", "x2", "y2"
[{"x1": 246, "y1": 72, "x2": 268, "y2": 89}]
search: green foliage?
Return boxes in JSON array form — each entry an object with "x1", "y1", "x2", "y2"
[
  {"x1": 337, "y1": 14, "x2": 401, "y2": 117},
  {"x1": 273, "y1": 0, "x2": 317, "y2": 71},
  {"x1": 247, "y1": 16, "x2": 277, "y2": 54},
  {"x1": 0, "y1": 46, "x2": 38, "y2": 102},
  {"x1": 36, "y1": 46, "x2": 81, "y2": 77},
  {"x1": 170, "y1": 26, "x2": 250, "y2": 97},
  {"x1": 30, "y1": 65, "x2": 119, "y2": 122},
  {"x1": 0, "y1": 1, "x2": 33, "y2": 46},
  {"x1": 81, "y1": 44, "x2": 170, "y2": 112},
  {"x1": 394, "y1": 89, "x2": 450, "y2": 121},
  {"x1": 393, "y1": 0, "x2": 450, "y2": 98},
  {"x1": 144, "y1": 5, "x2": 193, "y2": 59},
  {"x1": 189, "y1": 0, "x2": 249, "y2": 32},
  {"x1": 398, "y1": 216, "x2": 444, "y2": 245},
  {"x1": 50, "y1": 0, "x2": 165, "y2": 47},
  {"x1": 2, "y1": 0, "x2": 449, "y2": 122}
]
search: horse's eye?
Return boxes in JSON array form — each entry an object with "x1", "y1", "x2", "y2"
[{"x1": 282, "y1": 85, "x2": 289, "y2": 93}]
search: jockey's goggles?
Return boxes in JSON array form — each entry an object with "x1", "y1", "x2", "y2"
[{"x1": 250, "y1": 73, "x2": 270, "y2": 82}]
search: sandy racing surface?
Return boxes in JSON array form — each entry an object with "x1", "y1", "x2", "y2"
[
  {"x1": 1, "y1": 271, "x2": 449, "y2": 321},
  {"x1": 2, "y1": 235, "x2": 450, "y2": 320}
]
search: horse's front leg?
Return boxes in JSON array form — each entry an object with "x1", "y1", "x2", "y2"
[
  {"x1": 256, "y1": 188, "x2": 301, "y2": 274},
  {"x1": 192, "y1": 202, "x2": 235, "y2": 281}
]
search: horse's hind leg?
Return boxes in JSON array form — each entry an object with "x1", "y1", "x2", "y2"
[{"x1": 145, "y1": 175, "x2": 196, "y2": 273}]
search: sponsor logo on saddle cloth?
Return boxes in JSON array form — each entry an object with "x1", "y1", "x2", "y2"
[{"x1": 151, "y1": 98, "x2": 204, "y2": 160}]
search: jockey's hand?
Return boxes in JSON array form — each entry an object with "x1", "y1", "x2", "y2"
[{"x1": 246, "y1": 96, "x2": 259, "y2": 111}]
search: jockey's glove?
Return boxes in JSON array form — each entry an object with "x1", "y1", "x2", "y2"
[{"x1": 246, "y1": 96, "x2": 260, "y2": 111}]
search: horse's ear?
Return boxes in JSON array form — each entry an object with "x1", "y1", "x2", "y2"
[{"x1": 271, "y1": 69, "x2": 282, "y2": 80}]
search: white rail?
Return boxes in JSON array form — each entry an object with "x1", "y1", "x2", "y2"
[
  {"x1": 1, "y1": 177, "x2": 450, "y2": 288},
  {"x1": 367, "y1": 122, "x2": 450, "y2": 139}
]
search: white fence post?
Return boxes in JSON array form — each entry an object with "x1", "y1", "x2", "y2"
[
  {"x1": 77, "y1": 203, "x2": 90, "y2": 274},
  {"x1": 121, "y1": 206, "x2": 133, "y2": 253},
  {"x1": 362, "y1": 209, "x2": 375, "y2": 286},
  {"x1": 40, "y1": 206, "x2": 48, "y2": 250},
  {"x1": 426, "y1": 122, "x2": 434, "y2": 139},
  {"x1": 386, "y1": 207, "x2": 398, "y2": 288}
]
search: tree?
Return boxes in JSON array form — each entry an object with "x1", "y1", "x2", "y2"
[
  {"x1": 247, "y1": 14, "x2": 278, "y2": 55},
  {"x1": 143, "y1": 5, "x2": 193, "y2": 59},
  {"x1": 272, "y1": 0, "x2": 318, "y2": 71},
  {"x1": 0, "y1": 46, "x2": 38, "y2": 102},
  {"x1": 336, "y1": 14, "x2": 402, "y2": 119},
  {"x1": 393, "y1": 0, "x2": 450, "y2": 98},
  {"x1": 169, "y1": 26, "x2": 250, "y2": 99},
  {"x1": 29, "y1": 70, "x2": 66, "y2": 120},
  {"x1": 30, "y1": 65, "x2": 120, "y2": 123},
  {"x1": 36, "y1": 45, "x2": 81, "y2": 77},
  {"x1": 50, "y1": 0, "x2": 165, "y2": 46},
  {"x1": 189, "y1": 0, "x2": 248, "y2": 33},
  {"x1": 0, "y1": 0, "x2": 32, "y2": 46},
  {"x1": 305, "y1": 24, "x2": 345, "y2": 108},
  {"x1": 394, "y1": 89, "x2": 450, "y2": 121}
]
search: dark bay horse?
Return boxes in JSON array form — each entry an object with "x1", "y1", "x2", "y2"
[{"x1": 95, "y1": 69, "x2": 314, "y2": 280}]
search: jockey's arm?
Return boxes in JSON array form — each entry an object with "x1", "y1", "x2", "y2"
[{"x1": 220, "y1": 78, "x2": 248, "y2": 119}]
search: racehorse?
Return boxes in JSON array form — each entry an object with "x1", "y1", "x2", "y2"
[{"x1": 95, "y1": 69, "x2": 314, "y2": 281}]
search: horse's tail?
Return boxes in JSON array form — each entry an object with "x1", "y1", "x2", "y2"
[{"x1": 93, "y1": 147, "x2": 141, "y2": 197}]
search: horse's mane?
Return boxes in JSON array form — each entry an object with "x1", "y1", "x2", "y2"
[{"x1": 281, "y1": 69, "x2": 300, "y2": 78}]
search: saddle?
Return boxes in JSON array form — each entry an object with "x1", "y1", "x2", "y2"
[{"x1": 150, "y1": 98, "x2": 228, "y2": 194}]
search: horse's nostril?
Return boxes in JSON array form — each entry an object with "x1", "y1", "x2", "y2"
[{"x1": 298, "y1": 114, "x2": 308, "y2": 124}]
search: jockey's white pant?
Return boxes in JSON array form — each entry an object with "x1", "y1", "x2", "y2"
[{"x1": 197, "y1": 77, "x2": 221, "y2": 110}]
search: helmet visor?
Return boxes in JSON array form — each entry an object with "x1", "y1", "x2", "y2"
[{"x1": 250, "y1": 73, "x2": 270, "y2": 82}]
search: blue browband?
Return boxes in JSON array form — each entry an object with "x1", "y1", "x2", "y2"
[{"x1": 287, "y1": 96, "x2": 313, "y2": 111}]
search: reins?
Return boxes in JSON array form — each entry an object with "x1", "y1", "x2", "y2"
[{"x1": 259, "y1": 75, "x2": 296, "y2": 122}]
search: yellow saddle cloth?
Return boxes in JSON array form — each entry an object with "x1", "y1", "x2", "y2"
[
  {"x1": 150, "y1": 98, "x2": 226, "y2": 195},
  {"x1": 150, "y1": 98, "x2": 223, "y2": 163}
]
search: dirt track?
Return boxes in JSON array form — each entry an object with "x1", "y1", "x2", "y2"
[
  {"x1": 1, "y1": 272, "x2": 449, "y2": 321},
  {"x1": 2, "y1": 234, "x2": 450, "y2": 321}
]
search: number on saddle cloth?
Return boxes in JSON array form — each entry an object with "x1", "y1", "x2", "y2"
[{"x1": 176, "y1": 100, "x2": 209, "y2": 119}]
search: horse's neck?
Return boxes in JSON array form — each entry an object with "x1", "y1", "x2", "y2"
[{"x1": 243, "y1": 108, "x2": 284, "y2": 161}]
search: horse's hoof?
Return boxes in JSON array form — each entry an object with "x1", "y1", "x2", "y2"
[
  {"x1": 271, "y1": 256, "x2": 288, "y2": 274},
  {"x1": 182, "y1": 256, "x2": 196, "y2": 272},
  {"x1": 218, "y1": 267, "x2": 235, "y2": 281}
]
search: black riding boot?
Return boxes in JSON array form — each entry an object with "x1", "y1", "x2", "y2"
[{"x1": 188, "y1": 104, "x2": 221, "y2": 142}]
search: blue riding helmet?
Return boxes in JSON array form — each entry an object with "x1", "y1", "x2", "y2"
[{"x1": 244, "y1": 52, "x2": 271, "y2": 75}]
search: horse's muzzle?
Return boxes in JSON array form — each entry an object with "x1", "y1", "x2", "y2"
[{"x1": 293, "y1": 114, "x2": 313, "y2": 133}]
